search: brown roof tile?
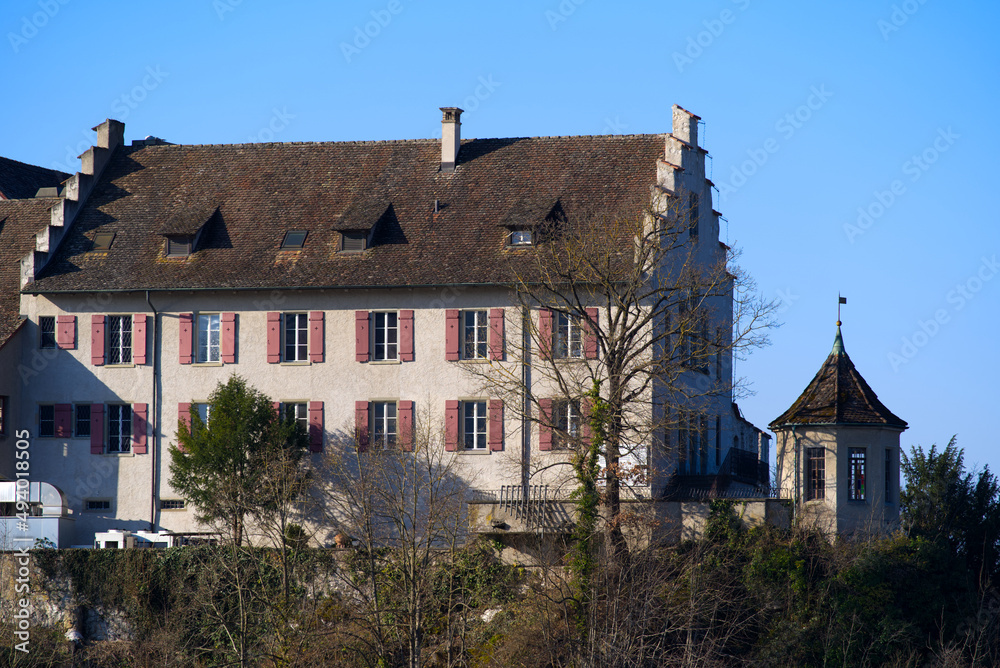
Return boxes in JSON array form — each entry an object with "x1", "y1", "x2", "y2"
[
  {"x1": 0, "y1": 199, "x2": 55, "y2": 345},
  {"x1": 0, "y1": 157, "x2": 69, "y2": 200},
  {"x1": 26, "y1": 134, "x2": 667, "y2": 293},
  {"x1": 770, "y1": 327, "x2": 907, "y2": 430}
]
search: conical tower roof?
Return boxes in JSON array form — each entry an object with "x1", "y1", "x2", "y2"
[{"x1": 770, "y1": 325, "x2": 907, "y2": 430}]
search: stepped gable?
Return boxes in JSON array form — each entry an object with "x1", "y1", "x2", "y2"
[
  {"x1": 0, "y1": 156, "x2": 69, "y2": 200},
  {"x1": 26, "y1": 133, "x2": 666, "y2": 293},
  {"x1": 770, "y1": 326, "x2": 907, "y2": 429},
  {"x1": 0, "y1": 199, "x2": 58, "y2": 345}
]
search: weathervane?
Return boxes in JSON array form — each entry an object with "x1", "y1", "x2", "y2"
[{"x1": 838, "y1": 294, "x2": 847, "y2": 325}]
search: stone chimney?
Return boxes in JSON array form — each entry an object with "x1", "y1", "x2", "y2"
[
  {"x1": 439, "y1": 107, "x2": 463, "y2": 172},
  {"x1": 671, "y1": 104, "x2": 700, "y2": 147}
]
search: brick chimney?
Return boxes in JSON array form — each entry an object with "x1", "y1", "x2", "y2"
[{"x1": 439, "y1": 107, "x2": 463, "y2": 172}]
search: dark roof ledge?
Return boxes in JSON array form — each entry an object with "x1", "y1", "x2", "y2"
[{"x1": 19, "y1": 118, "x2": 125, "y2": 288}]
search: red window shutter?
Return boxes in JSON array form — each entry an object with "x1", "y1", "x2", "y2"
[
  {"x1": 222, "y1": 312, "x2": 237, "y2": 363},
  {"x1": 267, "y1": 312, "x2": 281, "y2": 363},
  {"x1": 273, "y1": 401, "x2": 281, "y2": 415},
  {"x1": 179, "y1": 313, "x2": 193, "y2": 364},
  {"x1": 309, "y1": 311, "x2": 324, "y2": 363},
  {"x1": 91, "y1": 315, "x2": 105, "y2": 366},
  {"x1": 445, "y1": 400, "x2": 459, "y2": 451},
  {"x1": 56, "y1": 315, "x2": 76, "y2": 349},
  {"x1": 582, "y1": 396, "x2": 593, "y2": 446},
  {"x1": 489, "y1": 309, "x2": 504, "y2": 360},
  {"x1": 489, "y1": 399, "x2": 503, "y2": 451},
  {"x1": 132, "y1": 403, "x2": 148, "y2": 455},
  {"x1": 54, "y1": 404, "x2": 71, "y2": 438},
  {"x1": 539, "y1": 309, "x2": 553, "y2": 360},
  {"x1": 539, "y1": 398, "x2": 553, "y2": 451},
  {"x1": 400, "y1": 310, "x2": 414, "y2": 362},
  {"x1": 355, "y1": 311, "x2": 370, "y2": 362},
  {"x1": 399, "y1": 400, "x2": 414, "y2": 452},
  {"x1": 90, "y1": 404, "x2": 104, "y2": 454},
  {"x1": 355, "y1": 401, "x2": 370, "y2": 452},
  {"x1": 133, "y1": 314, "x2": 148, "y2": 365},
  {"x1": 308, "y1": 401, "x2": 324, "y2": 452},
  {"x1": 445, "y1": 309, "x2": 460, "y2": 360},
  {"x1": 585, "y1": 307, "x2": 599, "y2": 360},
  {"x1": 177, "y1": 403, "x2": 191, "y2": 453}
]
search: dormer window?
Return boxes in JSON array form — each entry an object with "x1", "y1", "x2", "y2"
[
  {"x1": 92, "y1": 231, "x2": 116, "y2": 251},
  {"x1": 509, "y1": 228, "x2": 533, "y2": 246},
  {"x1": 165, "y1": 236, "x2": 192, "y2": 257},
  {"x1": 281, "y1": 230, "x2": 307, "y2": 250},
  {"x1": 341, "y1": 231, "x2": 368, "y2": 253}
]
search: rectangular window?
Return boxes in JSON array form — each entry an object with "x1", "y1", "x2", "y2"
[
  {"x1": 848, "y1": 448, "x2": 866, "y2": 501},
  {"x1": 552, "y1": 399, "x2": 580, "y2": 449},
  {"x1": 108, "y1": 404, "x2": 132, "y2": 453},
  {"x1": 85, "y1": 499, "x2": 111, "y2": 512},
  {"x1": 463, "y1": 401, "x2": 487, "y2": 450},
  {"x1": 806, "y1": 448, "x2": 825, "y2": 501},
  {"x1": 341, "y1": 231, "x2": 367, "y2": 252},
  {"x1": 554, "y1": 313, "x2": 583, "y2": 359},
  {"x1": 372, "y1": 401, "x2": 397, "y2": 448},
  {"x1": 284, "y1": 313, "x2": 308, "y2": 362},
  {"x1": 197, "y1": 314, "x2": 221, "y2": 363},
  {"x1": 39, "y1": 405, "x2": 55, "y2": 437},
  {"x1": 107, "y1": 315, "x2": 132, "y2": 365},
  {"x1": 160, "y1": 499, "x2": 186, "y2": 510},
  {"x1": 688, "y1": 192, "x2": 700, "y2": 237},
  {"x1": 75, "y1": 404, "x2": 91, "y2": 437},
  {"x1": 373, "y1": 312, "x2": 398, "y2": 361},
  {"x1": 463, "y1": 310, "x2": 488, "y2": 359},
  {"x1": 509, "y1": 229, "x2": 533, "y2": 246},
  {"x1": 885, "y1": 448, "x2": 893, "y2": 504},
  {"x1": 194, "y1": 403, "x2": 211, "y2": 425},
  {"x1": 282, "y1": 402, "x2": 307, "y2": 427},
  {"x1": 39, "y1": 316, "x2": 56, "y2": 349}
]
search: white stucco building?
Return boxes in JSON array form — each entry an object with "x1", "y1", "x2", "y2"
[{"x1": 0, "y1": 107, "x2": 770, "y2": 548}]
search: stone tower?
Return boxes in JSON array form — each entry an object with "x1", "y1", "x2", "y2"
[{"x1": 770, "y1": 324, "x2": 907, "y2": 535}]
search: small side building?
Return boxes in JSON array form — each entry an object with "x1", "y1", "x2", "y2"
[{"x1": 770, "y1": 324, "x2": 907, "y2": 536}]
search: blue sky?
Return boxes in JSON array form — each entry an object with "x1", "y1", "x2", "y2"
[{"x1": 4, "y1": 0, "x2": 998, "y2": 473}]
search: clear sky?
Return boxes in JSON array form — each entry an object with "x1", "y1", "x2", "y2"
[{"x1": 3, "y1": 0, "x2": 998, "y2": 473}]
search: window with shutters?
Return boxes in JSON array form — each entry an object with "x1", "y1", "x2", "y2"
[
  {"x1": 463, "y1": 310, "x2": 488, "y2": 359},
  {"x1": 284, "y1": 313, "x2": 309, "y2": 362},
  {"x1": 165, "y1": 235, "x2": 192, "y2": 257},
  {"x1": 551, "y1": 399, "x2": 580, "y2": 449},
  {"x1": 108, "y1": 404, "x2": 132, "y2": 453},
  {"x1": 281, "y1": 402, "x2": 308, "y2": 427},
  {"x1": 373, "y1": 312, "x2": 398, "y2": 361},
  {"x1": 39, "y1": 404, "x2": 55, "y2": 437},
  {"x1": 39, "y1": 316, "x2": 56, "y2": 349},
  {"x1": 554, "y1": 313, "x2": 583, "y2": 359},
  {"x1": 75, "y1": 404, "x2": 91, "y2": 437},
  {"x1": 197, "y1": 314, "x2": 221, "y2": 363},
  {"x1": 463, "y1": 401, "x2": 487, "y2": 450},
  {"x1": 341, "y1": 231, "x2": 367, "y2": 252},
  {"x1": 192, "y1": 403, "x2": 211, "y2": 426},
  {"x1": 107, "y1": 315, "x2": 132, "y2": 365},
  {"x1": 372, "y1": 401, "x2": 397, "y2": 448}
]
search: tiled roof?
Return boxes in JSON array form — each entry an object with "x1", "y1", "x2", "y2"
[
  {"x1": 769, "y1": 326, "x2": 907, "y2": 430},
  {"x1": 0, "y1": 156, "x2": 69, "y2": 200},
  {"x1": 26, "y1": 134, "x2": 666, "y2": 292},
  {"x1": 0, "y1": 199, "x2": 55, "y2": 345}
]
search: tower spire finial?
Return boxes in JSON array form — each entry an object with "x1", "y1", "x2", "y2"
[
  {"x1": 833, "y1": 294, "x2": 847, "y2": 354},
  {"x1": 838, "y1": 293, "x2": 846, "y2": 326}
]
